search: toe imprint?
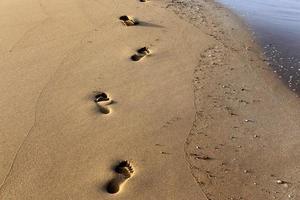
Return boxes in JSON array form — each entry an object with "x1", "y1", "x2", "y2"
[
  {"x1": 137, "y1": 47, "x2": 151, "y2": 55},
  {"x1": 119, "y1": 16, "x2": 139, "y2": 26},
  {"x1": 115, "y1": 160, "x2": 134, "y2": 174},
  {"x1": 94, "y1": 92, "x2": 109, "y2": 103}
]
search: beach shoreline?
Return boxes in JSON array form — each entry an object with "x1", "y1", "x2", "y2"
[
  {"x1": 0, "y1": 0, "x2": 299, "y2": 199},
  {"x1": 167, "y1": 0, "x2": 300, "y2": 199}
]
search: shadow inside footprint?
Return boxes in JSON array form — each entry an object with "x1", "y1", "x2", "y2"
[
  {"x1": 131, "y1": 54, "x2": 145, "y2": 61},
  {"x1": 94, "y1": 92, "x2": 112, "y2": 114},
  {"x1": 131, "y1": 47, "x2": 151, "y2": 62},
  {"x1": 106, "y1": 174, "x2": 128, "y2": 194},
  {"x1": 97, "y1": 104, "x2": 110, "y2": 114},
  {"x1": 119, "y1": 16, "x2": 139, "y2": 26},
  {"x1": 106, "y1": 161, "x2": 134, "y2": 194},
  {"x1": 94, "y1": 92, "x2": 109, "y2": 103},
  {"x1": 137, "y1": 47, "x2": 151, "y2": 55},
  {"x1": 120, "y1": 15, "x2": 163, "y2": 28}
]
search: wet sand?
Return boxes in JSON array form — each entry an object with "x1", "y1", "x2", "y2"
[
  {"x1": 216, "y1": 0, "x2": 300, "y2": 94},
  {"x1": 0, "y1": 0, "x2": 299, "y2": 199}
]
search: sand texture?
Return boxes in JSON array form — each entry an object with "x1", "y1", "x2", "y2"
[{"x1": 0, "y1": 0, "x2": 299, "y2": 199}]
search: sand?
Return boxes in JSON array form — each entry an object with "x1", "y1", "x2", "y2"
[{"x1": 0, "y1": 0, "x2": 299, "y2": 199}]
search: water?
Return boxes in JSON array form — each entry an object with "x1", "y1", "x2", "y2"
[{"x1": 216, "y1": 0, "x2": 300, "y2": 93}]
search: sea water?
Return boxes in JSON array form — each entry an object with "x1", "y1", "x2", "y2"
[{"x1": 217, "y1": 0, "x2": 300, "y2": 93}]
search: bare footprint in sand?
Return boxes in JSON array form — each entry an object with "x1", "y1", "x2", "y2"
[
  {"x1": 106, "y1": 161, "x2": 135, "y2": 194},
  {"x1": 119, "y1": 16, "x2": 139, "y2": 26},
  {"x1": 94, "y1": 92, "x2": 112, "y2": 114},
  {"x1": 131, "y1": 47, "x2": 151, "y2": 61}
]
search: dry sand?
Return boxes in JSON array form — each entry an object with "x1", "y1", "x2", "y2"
[{"x1": 0, "y1": 0, "x2": 299, "y2": 199}]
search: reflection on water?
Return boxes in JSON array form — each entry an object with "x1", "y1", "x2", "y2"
[{"x1": 216, "y1": 0, "x2": 300, "y2": 94}]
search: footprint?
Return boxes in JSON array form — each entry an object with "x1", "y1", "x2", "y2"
[
  {"x1": 94, "y1": 92, "x2": 112, "y2": 114},
  {"x1": 119, "y1": 16, "x2": 139, "y2": 26},
  {"x1": 94, "y1": 92, "x2": 110, "y2": 103},
  {"x1": 106, "y1": 160, "x2": 135, "y2": 194},
  {"x1": 131, "y1": 47, "x2": 151, "y2": 62}
]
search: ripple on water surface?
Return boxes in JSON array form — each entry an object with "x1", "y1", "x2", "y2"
[{"x1": 217, "y1": 0, "x2": 300, "y2": 94}]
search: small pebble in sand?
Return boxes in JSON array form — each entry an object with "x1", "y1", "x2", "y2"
[
  {"x1": 254, "y1": 182, "x2": 257, "y2": 185},
  {"x1": 243, "y1": 170, "x2": 248, "y2": 173},
  {"x1": 276, "y1": 180, "x2": 285, "y2": 184},
  {"x1": 244, "y1": 119, "x2": 254, "y2": 122},
  {"x1": 253, "y1": 135, "x2": 259, "y2": 138}
]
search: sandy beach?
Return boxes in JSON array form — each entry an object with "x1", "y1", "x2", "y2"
[{"x1": 0, "y1": 0, "x2": 299, "y2": 199}]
